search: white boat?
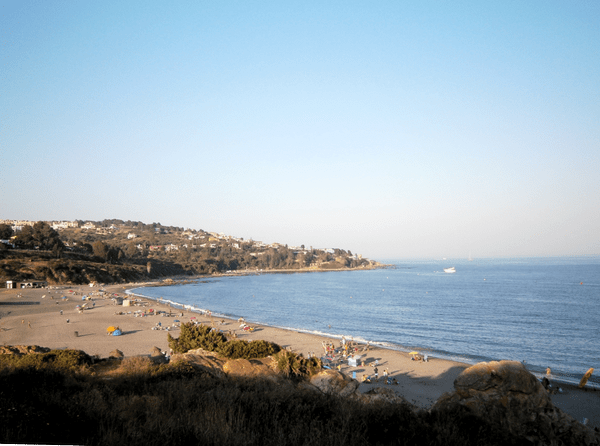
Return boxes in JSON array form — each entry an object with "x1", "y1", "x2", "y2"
[{"x1": 443, "y1": 267, "x2": 456, "y2": 273}]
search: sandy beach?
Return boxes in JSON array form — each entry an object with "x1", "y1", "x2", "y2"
[{"x1": 1, "y1": 283, "x2": 598, "y2": 429}]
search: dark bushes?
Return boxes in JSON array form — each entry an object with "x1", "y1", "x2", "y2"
[
  {"x1": 168, "y1": 322, "x2": 228, "y2": 353},
  {"x1": 168, "y1": 322, "x2": 281, "y2": 360},
  {"x1": 273, "y1": 350, "x2": 322, "y2": 378},
  {"x1": 0, "y1": 348, "x2": 92, "y2": 373},
  {"x1": 216, "y1": 339, "x2": 280, "y2": 359},
  {"x1": 0, "y1": 360, "x2": 530, "y2": 446}
]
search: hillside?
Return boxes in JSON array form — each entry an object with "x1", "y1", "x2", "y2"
[{"x1": 0, "y1": 219, "x2": 382, "y2": 285}]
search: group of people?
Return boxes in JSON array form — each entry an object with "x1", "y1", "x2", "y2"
[
  {"x1": 318, "y1": 337, "x2": 400, "y2": 384},
  {"x1": 361, "y1": 367, "x2": 396, "y2": 385},
  {"x1": 321, "y1": 336, "x2": 368, "y2": 362}
]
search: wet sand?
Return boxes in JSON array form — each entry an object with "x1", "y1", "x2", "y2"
[{"x1": 1, "y1": 284, "x2": 598, "y2": 428}]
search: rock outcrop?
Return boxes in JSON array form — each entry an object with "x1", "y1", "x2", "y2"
[
  {"x1": 432, "y1": 360, "x2": 600, "y2": 446},
  {"x1": 149, "y1": 346, "x2": 168, "y2": 364},
  {"x1": 169, "y1": 349, "x2": 227, "y2": 378},
  {"x1": 223, "y1": 357, "x2": 281, "y2": 381},
  {"x1": 310, "y1": 369, "x2": 360, "y2": 398},
  {"x1": 109, "y1": 349, "x2": 124, "y2": 359}
]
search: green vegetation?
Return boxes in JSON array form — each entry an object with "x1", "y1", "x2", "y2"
[
  {"x1": 217, "y1": 339, "x2": 280, "y2": 360},
  {"x1": 168, "y1": 322, "x2": 281, "y2": 360},
  {"x1": 0, "y1": 348, "x2": 93, "y2": 373},
  {"x1": 12, "y1": 222, "x2": 64, "y2": 256},
  {"x1": 0, "y1": 349, "x2": 529, "y2": 446},
  {"x1": 273, "y1": 349, "x2": 322, "y2": 378},
  {"x1": 1, "y1": 219, "x2": 381, "y2": 285}
]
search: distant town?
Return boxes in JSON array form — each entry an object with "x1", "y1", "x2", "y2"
[{"x1": 0, "y1": 219, "x2": 381, "y2": 286}]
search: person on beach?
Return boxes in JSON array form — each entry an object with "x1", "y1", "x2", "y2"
[{"x1": 374, "y1": 367, "x2": 379, "y2": 381}]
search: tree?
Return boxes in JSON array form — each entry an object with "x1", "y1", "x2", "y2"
[
  {"x1": 14, "y1": 225, "x2": 36, "y2": 248},
  {"x1": 125, "y1": 242, "x2": 138, "y2": 258},
  {"x1": 92, "y1": 241, "x2": 109, "y2": 260},
  {"x1": 14, "y1": 222, "x2": 63, "y2": 251},
  {"x1": 0, "y1": 224, "x2": 13, "y2": 239},
  {"x1": 52, "y1": 242, "x2": 63, "y2": 259},
  {"x1": 33, "y1": 222, "x2": 63, "y2": 250}
]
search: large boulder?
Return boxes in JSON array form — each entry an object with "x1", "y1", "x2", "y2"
[
  {"x1": 310, "y1": 369, "x2": 360, "y2": 398},
  {"x1": 109, "y1": 349, "x2": 124, "y2": 359},
  {"x1": 223, "y1": 357, "x2": 280, "y2": 381},
  {"x1": 169, "y1": 349, "x2": 227, "y2": 378},
  {"x1": 432, "y1": 360, "x2": 600, "y2": 446},
  {"x1": 149, "y1": 346, "x2": 168, "y2": 364}
]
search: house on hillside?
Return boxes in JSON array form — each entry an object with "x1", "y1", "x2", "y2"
[{"x1": 6, "y1": 280, "x2": 48, "y2": 289}]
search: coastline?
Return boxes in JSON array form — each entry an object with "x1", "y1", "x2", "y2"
[{"x1": 1, "y1": 282, "x2": 598, "y2": 429}]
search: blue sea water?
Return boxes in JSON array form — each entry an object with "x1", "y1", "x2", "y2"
[{"x1": 129, "y1": 256, "x2": 600, "y2": 387}]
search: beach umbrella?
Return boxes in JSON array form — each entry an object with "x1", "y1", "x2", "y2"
[
  {"x1": 409, "y1": 351, "x2": 419, "y2": 356},
  {"x1": 106, "y1": 326, "x2": 117, "y2": 333}
]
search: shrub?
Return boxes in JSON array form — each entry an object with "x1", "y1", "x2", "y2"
[
  {"x1": 216, "y1": 339, "x2": 280, "y2": 359},
  {"x1": 117, "y1": 356, "x2": 155, "y2": 375},
  {"x1": 0, "y1": 349, "x2": 92, "y2": 374},
  {"x1": 167, "y1": 322, "x2": 227, "y2": 353},
  {"x1": 169, "y1": 323, "x2": 282, "y2": 360},
  {"x1": 273, "y1": 351, "x2": 321, "y2": 378}
]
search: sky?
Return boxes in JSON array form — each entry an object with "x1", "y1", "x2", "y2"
[{"x1": 1, "y1": 1, "x2": 599, "y2": 260}]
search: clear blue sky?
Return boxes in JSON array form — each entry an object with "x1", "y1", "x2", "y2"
[{"x1": 2, "y1": 1, "x2": 599, "y2": 260}]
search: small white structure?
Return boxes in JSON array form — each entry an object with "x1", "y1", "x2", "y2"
[
  {"x1": 348, "y1": 356, "x2": 360, "y2": 367},
  {"x1": 6, "y1": 280, "x2": 47, "y2": 289}
]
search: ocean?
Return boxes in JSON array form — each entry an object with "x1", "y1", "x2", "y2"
[{"x1": 128, "y1": 256, "x2": 600, "y2": 388}]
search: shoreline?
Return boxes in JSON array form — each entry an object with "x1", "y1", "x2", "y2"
[
  {"x1": 127, "y1": 280, "x2": 599, "y2": 392},
  {"x1": 1, "y1": 282, "x2": 598, "y2": 429}
]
